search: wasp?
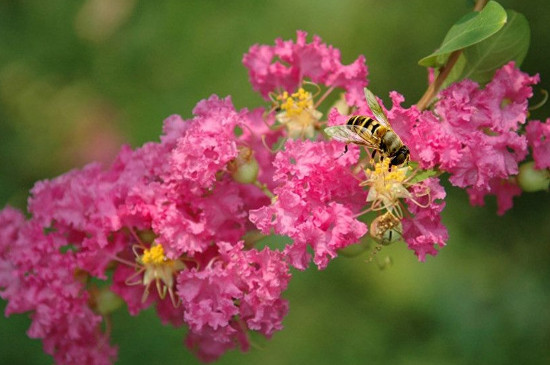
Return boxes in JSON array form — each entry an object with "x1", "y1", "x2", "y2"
[{"x1": 325, "y1": 88, "x2": 410, "y2": 168}]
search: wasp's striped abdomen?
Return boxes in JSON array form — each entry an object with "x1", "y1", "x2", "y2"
[{"x1": 347, "y1": 115, "x2": 384, "y2": 139}]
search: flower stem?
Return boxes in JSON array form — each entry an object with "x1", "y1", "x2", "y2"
[
  {"x1": 473, "y1": 0, "x2": 488, "y2": 12},
  {"x1": 416, "y1": 50, "x2": 462, "y2": 111},
  {"x1": 254, "y1": 180, "x2": 276, "y2": 200}
]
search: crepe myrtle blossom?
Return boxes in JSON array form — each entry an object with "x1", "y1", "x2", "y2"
[
  {"x1": 249, "y1": 139, "x2": 368, "y2": 270},
  {"x1": 1, "y1": 28, "x2": 548, "y2": 365},
  {"x1": 0, "y1": 93, "x2": 294, "y2": 364},
  {"x1": 356, "y1": 158, "x2": 448, "y2": 261},
  {"x1": 178, "y1": 241, "x2": 290, "y2": 362},
  {"x1": 0, "y1": 31, "x2": 372, "y2": 363},
  {"x1": 243, "y1": 30, "x2": 368, "y2": 106},
  {"x1": 243, "y1": 30, "x2": 368, "y2": 139},
  {"x1": 0, "y1": 208, "x2": 118, "y2": 365},
  {"x1": 387, "y1": 62, "x2": 540, "y2": 215},
  {"x1": 401, "y1": 177, "x2": 448, "y2": 261},
  {"x1": 325, "y1": 94, "x2": 449, "y2": 261}
]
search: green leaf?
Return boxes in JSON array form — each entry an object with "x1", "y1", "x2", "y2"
[
  {"x1": 460, "y1": 10, "x2": 530, "y2": 85},
  {"x1": 419, "y1": 1, "x2": 507, "y2": 67}
]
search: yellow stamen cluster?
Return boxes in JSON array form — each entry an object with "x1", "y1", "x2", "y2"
[
  {"x1": 275, "y1": 88, "x2": 322, "y2": 139},
  {"x1": 141, "y1": 243, "x2": 165, "y2": 265},
  {"x1": 360, "y1": 159, "x2": 414, "y2": 245},
  {"x1": 277, "y1": 88, "x2": 314, "y2": 117},
  {"x1": 360, "y1": 159, "x2": 431, "y2": 246},
  {"x1": 362, "y1": 159, "x2": 412, "y2": 215},
  {"x1": 128, "y1": 243, "x2": 185, "y2": 306},
  {"x1": 369, "y1": 158, "x2": 408, "y2": 182}
]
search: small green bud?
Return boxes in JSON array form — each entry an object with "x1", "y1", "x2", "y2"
[
  {"x1": 92, "y1": 287, "x2": 124, "y2": 315},
  {"x1": 517, "y1": 161, "x2": 550, "y2": 192},
  {"x1": 229, "y1": 147, "x2": 259, "y2": 184}
]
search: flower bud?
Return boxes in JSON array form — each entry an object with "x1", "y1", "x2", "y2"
[
  {"x1": 517, "y1": 161, "x2": 550, "y2": 192},
  {"x1": 90, "y1": 287, "x2": 124, "y2": 315},
  {"x1": 228, "y1": 146, "x2": 259, "y2": 184}
]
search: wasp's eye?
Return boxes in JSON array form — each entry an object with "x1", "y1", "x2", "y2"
[{"x1": 391, "y1": 147, "x2": 410, "y2": 166}]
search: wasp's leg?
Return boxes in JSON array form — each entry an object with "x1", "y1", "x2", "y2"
[{"x1": 337, "y1": 144, "x2": 348, "y2": 159}]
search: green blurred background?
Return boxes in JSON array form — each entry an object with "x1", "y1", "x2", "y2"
[{"x1": 1, "y1": 1, "x2": 549, "y2": 364}]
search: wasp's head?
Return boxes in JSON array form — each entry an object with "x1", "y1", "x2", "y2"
[{"x1": 390, "y1": 146, "x2": 410, "y2": 167}]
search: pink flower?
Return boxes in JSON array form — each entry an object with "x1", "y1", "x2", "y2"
[
  {"x1": 160, "y1": 114, "x2": 192, "y2": 146},
  {"x1": 250, "y1": 139, "x2": 367, "y2": 269},
  {"x1": 26, "y1": 163, "x2": 133, "y2": 280},
  {"x1": 468, "y1": 178, "x2": 523, "y2": 215},
  {"x1": 0, "y1": 207, "x2": 25, "y2": 303},
  {"x1": 1, "y1": 89, "x2": 291, "y2": 363},
  {"x1": 389, "y1": 63, "x2": 538, "y2": 214},
  {"x1": 116, "y1": 95, "x2": 261, "y2": 261},
  {"x1": 435, "y1": 63, "x2": 536, "y2": 187},
  {"x1": 0, "y1": 206, "x2": 24, "y2": 257},
  {"x1": 445, "y1": 131, "x2": 527, "y2": 189},
  {"x1": 179, "y1": 265, "x2": 242, "y2": 332},
  {"x1": 28, "y1": 163, "x2": 119, "y2": 248},
  {"x1": 127, "y1": 177, "x2": 249, "y2": 262},
  {"x1": 526, "y1": 118, "x2": 550, "y2": 169},
  {"x1": 0, "y1": 209, "x2": 117, "y2": 365},
  {"x1": 434, "y1": 63, "x2": 537, "y2": 211},
  {"x1": 402, "y1": 178, "x2": 448, "y2": 261},
  {"x1": 237, "y1": 107, "x2": 281, "y2": 191},
  {"x1": 96, "y1": 93, "x2": 293, "y2": 362},
  {"x1": 388, "y1": 92, "x2": 463, "y2": 170},
  {"x1": 185, "y1": 324, "x2": 248, "y2": 363},
  {"x1": 170, "y1": 95, "x2": 243, "y2": 193},
  {"x1": 477, "y1": 62, "x2": 540, "y2": 132},
  {"x1": 243, "y1": 30, "x2": 368, "y2": 107},
  {"x1": 177, "y1": 241, "x2": 290, "y2": 362}
]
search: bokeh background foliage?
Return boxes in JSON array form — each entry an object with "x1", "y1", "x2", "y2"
[{"x1": 1, "y1": 1, "x2": 549, "y2": 364}]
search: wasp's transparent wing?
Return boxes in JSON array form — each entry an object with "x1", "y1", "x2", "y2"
[
  {"x1": 364, "y1": 88, "x2": 390, "y2": 127},
  {"x1": 325, "y1": 125, "x2": 379, "y2": 150}
]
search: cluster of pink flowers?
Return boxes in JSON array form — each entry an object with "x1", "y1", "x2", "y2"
[
  {"x1": 402, "y1": 177, "x2": 448, "y2": 261},
  {"x1": 249, "y1": 139, "x2": 368, "y2": 269},
  {"x1": 243, "y1": 30, "x2": 368, "y2": 107},
  {"x1": 387, "y1": 63, "x2": 542, "y2": 215},
  {"x1": 0, "y1": 206, "x2": 118, "y2": 364},
  {"x1": 1, "y1": 93, "x2": 294, "y2": 364},
  {"x1": 0, "y1": 31, "x2": 548, "y2": 364}
]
